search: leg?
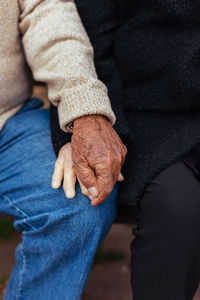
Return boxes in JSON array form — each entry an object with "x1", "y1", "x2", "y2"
[
  {"x1": 131, "y1": 160, "x2": 200, "y2": 300},
  {"x1": 0, "y1": 98, "x2": 117, "y2": 300}
]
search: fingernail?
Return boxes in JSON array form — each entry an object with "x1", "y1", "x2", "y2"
[
  {"x1": 88, "y1": 187, "x2": 98, "y2": 197},
  {"x1": 52, "y1": 181, "x2": 59, "y2": 188},
  {"x1": 118, "y1": 173, "x2": 125, "y2": 181},
  {"x1": 66, "y1": 189, "x2": 75, "y2": 198}
]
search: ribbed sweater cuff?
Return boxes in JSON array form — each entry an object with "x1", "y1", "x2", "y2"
[{"x1": 58, "y1": 87, "x2": 116, "y2": 133}]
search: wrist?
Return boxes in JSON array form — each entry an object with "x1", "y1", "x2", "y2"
[{"x1": 73, "y1": 114, "x2": 111, "y2": 131}]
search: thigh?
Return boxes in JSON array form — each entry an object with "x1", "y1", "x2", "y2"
[
  {"x1": 133, "y1": 159, "x2": 200, "y2": 256},
  {"x1": 131, "y1": 160, "x2": 200, "y2": 300},
  {"x1": 137, "y1": 160, "x2": 200, "y2": 231},
  {"x1": 0, "y1": 98, "x2": 117, "y2": 230}
]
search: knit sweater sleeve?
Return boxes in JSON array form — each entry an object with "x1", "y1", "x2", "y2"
[
  {"x1": 18, "y1": 0, "x2": 116, "y2": 133},
  {"x1": 75, "y1": 0, "x2": 131, "y2": 136}
]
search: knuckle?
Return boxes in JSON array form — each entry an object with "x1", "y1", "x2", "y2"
[
  {"x1": 64, "y1": 167, "x2": 74, "y2": 176},
  {"x1": 59, "y1": 146, "x2": 66, "y2": 156},
  {"x1": 114, "y1": 153, "x2": 122, "y2": 165},
  {"x1": 123, "y1": 145, "x2": 128, "y2": 155},
  {"x1": 103, "y1": 155, "x2": 112, "y2": 166},
  {"x1": 64, "y1": 175, "x2": 74, "y2": 185}
]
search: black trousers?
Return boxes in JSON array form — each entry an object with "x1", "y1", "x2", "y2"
[{"x1": 131, "y1": 160, "x2": 200, "y2": 300}]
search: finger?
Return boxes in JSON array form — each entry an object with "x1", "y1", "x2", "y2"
[
  {"x1": 52, "y1": 155, "x2": 64, "y2": 189},
  {"x1": 117, "y1": 173, "x2": 125, "y2": 182},
  {"x1": 62, "y1": 144, "x2": 77, "y2": 198},
  {"x1": 110, "y1": 130, "x2": 127, "y2": 164},
  {"x1": 74, "y1": 163, "x2": 98, "y2": 198},
  {"x1": 91, "y1": 165, "x2": 114, "y2": 206},
  {"x1": 121, "y1": 145, "x2": 128, "y2": 164},
  {"x1": 77, "y1": 177, "x2": 90, "y2": 198},
  {"x1": 111, "y1": 153, "x2": 123, "y2": 183},
  {"x1": 63, "y1": 166, "x2": 76, "y2": 198}
]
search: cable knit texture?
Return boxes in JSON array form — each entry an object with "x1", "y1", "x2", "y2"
[
  {"x1": 50, "y1": 0, "x2": 200, "y2": 206},
  {"x1": 0, "y1": 0, "x2": 116, "y2": 133}
]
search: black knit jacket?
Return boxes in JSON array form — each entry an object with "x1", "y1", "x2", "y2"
[{"x1": 50, "y1": 0, "x2": 200, "y2": 206}]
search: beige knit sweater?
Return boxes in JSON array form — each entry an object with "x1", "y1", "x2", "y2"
[{"x1": 0, "y1": 0, "x2": 116, "y2": 133}]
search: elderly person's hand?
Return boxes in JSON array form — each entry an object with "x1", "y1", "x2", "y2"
[
  {"x1": 51, "y1": 142, "x2": 125, "y2": 200},
  {"x1": 71, "y1": 115, "x2": 127, "y2": 206}
]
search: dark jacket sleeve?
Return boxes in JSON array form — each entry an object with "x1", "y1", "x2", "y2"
[{"x1": 50, "y1": 0, "x2": 131, "y2": 156}]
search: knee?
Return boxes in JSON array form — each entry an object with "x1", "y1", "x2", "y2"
[{"x1": 22, "y1": 183, "x2": 118, "y2": 246}]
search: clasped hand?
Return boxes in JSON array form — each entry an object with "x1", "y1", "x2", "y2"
[{"x1": 52, "y1": 115, "x2": 127, "y2": 206}]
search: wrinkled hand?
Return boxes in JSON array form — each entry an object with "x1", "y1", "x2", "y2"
[
  {"x1": 71, "y1": 115, "x2": 127, "y2": 206},
  {"x1": 51, "y1": 142, "x2": 125, "y2": 199}
]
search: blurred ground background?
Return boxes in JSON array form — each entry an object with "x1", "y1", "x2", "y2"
[{"x1": 0, "y1": 220, "x2": 133, "y2": 300}]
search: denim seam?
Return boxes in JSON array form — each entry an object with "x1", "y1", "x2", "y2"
[
  {"x1": 0, "y1": 193, "x2": 36, "y2": 230},
  {"x1": 16, "y1": 244, "x2": 26, "y2": 300}
]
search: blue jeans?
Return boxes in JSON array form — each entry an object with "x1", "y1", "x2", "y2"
[{"x1": 0, "y1": 98, "x2": 118, "y2": 300}]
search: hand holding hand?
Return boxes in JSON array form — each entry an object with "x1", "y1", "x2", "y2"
[
  {"x1": 71, "y1": 115, "x2": 127, "y2": 206},
  {"x1": 51, "y1": 142, "x2": 125, "y2": 200}
]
